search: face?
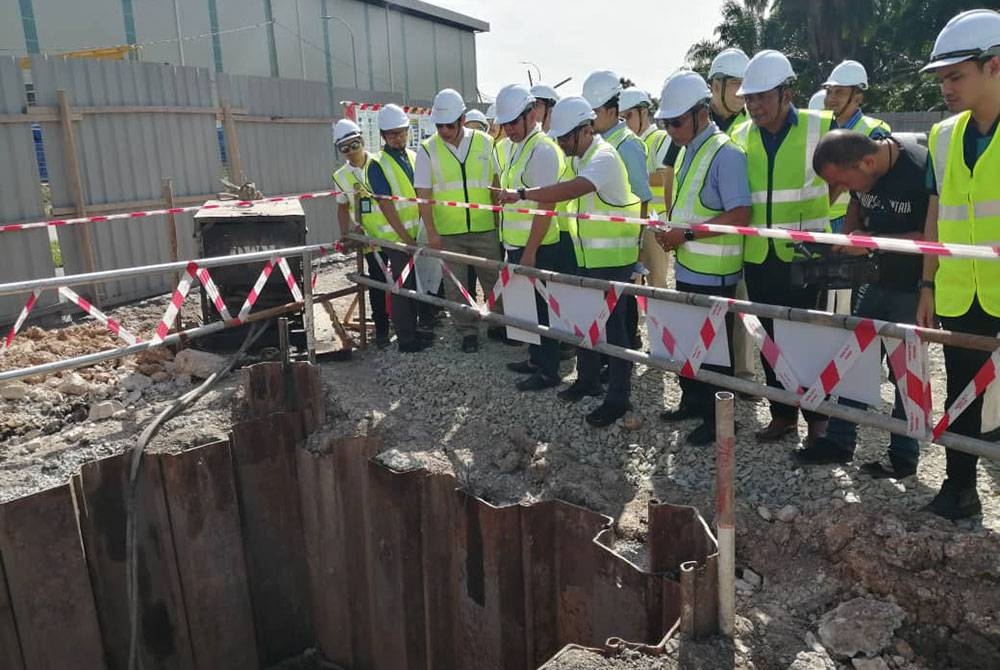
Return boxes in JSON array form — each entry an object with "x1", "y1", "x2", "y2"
[
  {"x1": 622, "y1": 107, "x2": 643, "y2": 133},
  {"x1": 501, "y1": 106, "x2": 537, "y2": 143},
  {"x1": 664, "y1": 109, "x2": 699, "y2": 146},
  {"x1": 819, "y1": 157, "x2": 878, "y2": 194},
  {"x1": 382, "y1": 127, "x2": 408, "y2": 150},
  {"x1": 533, "y1": 99, "x2": 554, "y2": 130},
  {"x1": 744, "y1": 87, "x2": 787, "y2": 130},
  {"x1": 823, "y1": 85, "x2": 860, "y2": 117},
  {"x1": 712, "y1": 78, "x2": 744, "y2": 112},
  {"x1": 337, "y1": 138, "x2": 364, "y2": 165},
  {"x1": 592, "y1": 105, "x2": 618, "y2": 133},
  {"x1": 436, "y1": 116, "x2": 463, "y2": 144},
  {"x1": 556, "y1": 125, "x2": 591, "y2": 157},
  {"x1": 934, "y1": 59, "x2": 998, "y2": 113}
]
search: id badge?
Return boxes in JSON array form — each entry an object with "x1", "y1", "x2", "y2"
[{"x1": 360, "y1": 197, "x2": 373, "y2": 214}]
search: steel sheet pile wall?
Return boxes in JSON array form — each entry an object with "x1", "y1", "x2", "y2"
[
  {"x1": 0, "y1": 362, "x2": 717, "y2": 669},
  {"x1": 0, "y1": 58, "x2": 56, "y2": 324},
  {"x1": 31, "y1": 56, "x2": 221, "y2": 305},
  {"x1": 218, "y1": 74, "x2": 340, "y2": 245}
]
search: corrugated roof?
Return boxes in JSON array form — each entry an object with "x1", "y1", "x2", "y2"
[{"x1": 366, "y1": 0, "x2": 490, "y2": 32}]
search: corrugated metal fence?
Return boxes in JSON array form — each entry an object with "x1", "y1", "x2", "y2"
[{"x1": 879, "y1": 111, "x2": 950, "y2": 134}]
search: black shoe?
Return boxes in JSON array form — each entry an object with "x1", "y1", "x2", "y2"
[
  {"x1": 398, "y1": 339, "x2": 431, "y2": 353},
  {"x1": 686, "y1": 421, "x2": 716, "y2": 446},
  {"x1": 415, "y1": 329, "x2": 435, "y2": 342},
  {"x1": 599, "y1": 365, "x2": 610, "y2": 384},
  {"x1": 660, "y1": 404, "x2": 699, "y2": 422},
  {"x1": 461, "y1": 335, "x2": 479, "y2": 353},
  {"x1": 922, "y1": 480, "x2": 981, "y2": 520},
  {"x1": 517, "y1": 372, "x2": 561, "y2": 392},
  {"x1": 586, "y1": 401, "x2": 631, "y2": 428},
  {"x1": 558, "y1": 381, "x2": 603, "y2": 403},
  {"x1": 791, "y1": 436, "x2": 853, "y2": 465},
  {"x1": 375, "y1": 334, "x2": 392, "y2": 349},
  {"x1": 507, "y1": 360, "x2": 538, "y2": 374},
  {"x1": 487, "y1": 327, "x2": 521, "y2": 346},
  {"x1": 860, "y1": 455, "x2": 917, "y2": 480}
]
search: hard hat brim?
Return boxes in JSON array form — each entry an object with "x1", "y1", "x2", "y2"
[
  {"x1": 335, "y1": 132, "x2": 362, "y2": 145},
  {"x1": 920, "y1": 54, "x2": 978, "y2": 72},
  {"x1": 430, "y1": 109, "x2": 464, "y2": 124},
  {"x1": 380, "y1": 123, "x2": 409, "y2": 131}
]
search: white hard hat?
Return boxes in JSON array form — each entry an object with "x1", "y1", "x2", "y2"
[
  {"x1": 655, "y1": 71, "x2": 711, "y2": 119},
  {"x1": 709, "y1": 47, "x2": 750, "y2": 79},
  {"x1": 495, "y1": 84, "x2": 535, "y2": 124},
  {"x1": 620, "y1": 87, "x2": 652, "y2": 111},
  {"x1": 822, "y1": 60, "x2": 869, "y2": 90},
  {"x1": 737, "y1": 50, "x2": 796, "y2": 96},
  {"x1": 548, "y1": 96, "x2": 597, "y2": 139},
  {"x1": 430, "y1": 88, "x2": 466, "y2": 124},
  {"x1": 378, "y1": 104, "x2": 409, "y2": 131},
  {"x1": 333, "y1": 119, "x2": 362, "y2": 144},
  {"x1": 485, "y1": 102, "x2": 497, "y2": 120},
  {"x1": 530, "y1": 83, "x2": 560, "y2": 103},
  {"x1": 582, "y1": 70, "x2": 622, "y2": 109},
  {"x1": 465, "y1": 109, "x2": 488, "y2": 127},
  {"x1": 807, "y1": 89, "x2": 827, "y2": 111},
  {"x1": 921, "y1": 9, "x2": 1000, "y2": 72}
]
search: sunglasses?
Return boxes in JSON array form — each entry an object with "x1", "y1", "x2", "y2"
[
  {"x1": 337, "y1": 140, "x2": 362, "y2": 153},
  {"x1": 658, "y1": 117, "x2": 687, "y2": 129},
  {"x1": 435, "y1": 121, "x2": 460, "y2": 130}
]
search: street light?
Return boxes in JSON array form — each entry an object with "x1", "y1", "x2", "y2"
[
  {"x1": 519, "y1": 61, "x2": 541, "y2": 85},
  {"x1": 321, "y1": 15, "x2": 359, "y2": 89}
]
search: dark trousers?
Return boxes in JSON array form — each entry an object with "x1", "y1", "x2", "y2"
[
  {"x1": 743, "y1": 251, "x2": 825, "y2": 424},
  {"x1": 824, "y1": 284, "x2": 920, "y2": 465},
  {"x1": 939, "y1": 298, "x2": 999, "y2": 488},
  {"x1": 365, "y1": 248, "x2": 417, "y2": 345},
  {"x1": 557, "y1": 231, "x2": 578, "y2": 275},
  {"x1": 507, "y1": 244, "x2": 562, "y2": 378},
  {"x1": 576, "y1": 265, "x2": 634, "y2": 406},
  {"x1": 676, "y1": 281, "x2": 738, "y2": 423}
]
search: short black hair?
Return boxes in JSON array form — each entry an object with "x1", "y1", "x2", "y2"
[
  {"x1": 812, "y1": 129, "x2": 879, "y2": 173},
  {"x1": 600, "y1": 94, "x2": 620, "y2": 114}
]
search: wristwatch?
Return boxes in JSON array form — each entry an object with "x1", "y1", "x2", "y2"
[
  {"x1": 918, "y1": 279, "x2": 935, "y2": 290},
  {"x1": 683, "y1": 229, "x2": 695, "y2": 242},
  {"x1": 516, "y1": 187, "x2": 527, "y2": 200}
]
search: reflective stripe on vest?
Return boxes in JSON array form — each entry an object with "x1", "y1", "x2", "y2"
[
  {"x1": 555, "y1": 145, "x2": 576, "y2": 233},
  {"x1": 332, "y1": 157, "x2": 399, "y2": 240},
  {"x1": 723, "y1": 109, "x2": 749, "y2": 137},
  {"x1": 671, "y1": 132, "x2": 744, "y2": 276},
  {"x1": 642, "y1": 126, "x2": 671, "y2": 209},
  {"x1": 829, "y1": 114, "x2": 893, "y2": 219},
  {"x1": 571, "y1": 137, "x2": 642, "y2": 268},
  {"x1": 732, "y1": 110, "x2": 833, "y2": 263},
  {"x1": 422, "y1": 129, "x2": 495, "y2": 235},
  {"x1": 374, "y1": 149, "x2": 422, "y2": 239},
  {"x1": 494, "y1": 137, "x2": 512, "y2": 172},
  {"x1": 499, "y1": 130, "x2": 561, "y2": 247},
  {"x1": 929, "y1": 112, "x2": 1000, "y2": 317}
]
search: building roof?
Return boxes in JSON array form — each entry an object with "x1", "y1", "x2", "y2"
[{"x1": 371, "y1": 0, "x2": 490, "y2": 33}]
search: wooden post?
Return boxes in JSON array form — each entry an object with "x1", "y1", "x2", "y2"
[
  {"x1": 161, "y1": 178, "x2": 183, "y2": 335},
  {"x1": 354, "y1": 191, "x2": 367, "y2": 349},
  {"x1": 302, "y1": 250, "x2": 317, "y2": 364},
  {"x1": 57, "y1": 89, "x2": 101, "y2": 304},
  {"x1": 221, "y1": 103, "x2": 244, "y2": 185}
]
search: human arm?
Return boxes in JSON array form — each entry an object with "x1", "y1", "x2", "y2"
[
  {"x1": 916, "y1": 195, "x2": 939, "y2": 329},
  {"x1": 657, "y1": 206, "x2": 750, "y2": 250},
  {"x1": 493, "y1": 176, "x2": 596, "y2": 205}
]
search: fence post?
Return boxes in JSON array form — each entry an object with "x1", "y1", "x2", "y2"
[
  {"x1": 161, "y1": 178, "x2": 183, "y2": 336},
  {"x1": 221, "y1": 103, "x2": 244, "y2": 185},
  {"x1": 715, "y1": 391, "x2": 736, "y2": 638},
  {"x1": 354, "y1": 191, "x2": 367, "y2": 349},
  {"x1": 302, "y1": 250, "x2": 316, "y2": 364},
  {"x1": 57, "y1": 89, "x2": 101, "y2": 304}
]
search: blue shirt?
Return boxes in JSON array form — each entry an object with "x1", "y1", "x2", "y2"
[
  {"x1": 605, "y1": 121, "x2": 653, "y2": 203},
  {"x1": 834, "y1": 108, "x2": 888, "y2": 139},
  {"x1": 366, "y1": 146, "x2": 414, "y2": 197},
  {"x1": 925, "y1": 114, "x2": 999, "y2": 195},
  {"x1": 673, "y1": 123, "x2": 751, "y2": 287},
  {"x1": 760, "y1": 105, "x2": 798, "y2": 160}
]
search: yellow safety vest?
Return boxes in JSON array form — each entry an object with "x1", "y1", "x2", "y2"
[
  {"x1": 721, "y1": 109, "x2": 749, "y2": 137},
  {"x1": 331, "y1": 156, "x2": 415, "y2": 243},
  {"x1": 672, "y1": 132, "x2": 745, "y2": 276},
  {"x1": 499, "y1": 130, "x2": 562, "y2": 247},
  {"x1": 422, "y1": 129, "x2": 495, "y2": 235},
  {"x1": 731, "y1": 109, "x2": 833, "y2": 263},
  {"x1": 494, "y1": 136, "x2": 512, "y2": 173},
  {"x1": 929, "y1": 111, "x2": 1000, "y2": 317},
  {"x1": 829, "y1": 113, "x2": 893, "y2": 220},
  {"x1": 555, "y1": 145, "x2": 576, "y2": 233},
  {"x1": 641, "y1": 126, "x2": 671, "y2": 209},
  {"x1": 570, "y1": 137, "x2": 642, "y2": 269}
]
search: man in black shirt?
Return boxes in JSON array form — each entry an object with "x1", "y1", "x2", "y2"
[{"x1": 795, "y1": 129, "x2": 929, "y2": 477}]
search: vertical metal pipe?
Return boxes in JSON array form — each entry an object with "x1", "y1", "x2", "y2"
[
  {"x1": 355, "y1": 192, "x2": 368, "y2": 348},
  {"x1": 302, "y1": 250, "x2": 317, "y2": 364},
  {"x1": 715, "y1": 391, "x2": 736, "y2": 638},
  {"x1": 294, "y1": 0, "x2": 307, "y2": 78},
  {"x1": 384, "y1": 4, "x2": 394, "y2": 92},
  {"x1": 172, "y1": 0, "x2": 185, "y2": 65},
  {"x1": 161, "y1": 178, "x2": 182, "y2": 336}
]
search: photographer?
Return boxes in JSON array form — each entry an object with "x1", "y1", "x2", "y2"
[{"x1": 800, "y1": 129, "x2": 928, "y2": 477}]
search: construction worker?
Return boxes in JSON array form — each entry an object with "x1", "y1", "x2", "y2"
[
  {"x1": 822, "y1": 60, "x2": 892, "y2": 234},
  {"x1": 415, "y1": 88, "x2": 506, "y2": 353},
  {"x1": 530, "y1": 83, "x2": 560, "y2": 133},
  {"x1": 803, "y1": 129, "x2": 928, "y2": 475},
  {"x1": 653, "y1": 72, "x2": 751, "y2": 446},
  {"x1": 465, "y1": 109, "x2": 489, "y2": 132},
  {"x1": 494, "y1": 84, "x2": 565, "y2": 391},
  {"x1": 496, "y1": 96, "x2": 642, "y2": 427},
  {"x1": 331, "y1": 115, "x2": 429, "y2": 352},
  {"x1": 916, "y1": 8, "x2": 1000, "y2": 520},
  {"x1": 808, "y1": 90, "x2": 827, "y2": 111},
  {"x1": 708, "y1": 48, "x2": 750, "y2": 134},
  {"x1": 731, "y1": 49, "x2": 835, "y2": 447},
  {"x1": 621, "y1": 86, "x2": 675, "y2": 289}
]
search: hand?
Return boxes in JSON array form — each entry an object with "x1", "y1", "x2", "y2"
[
  {"x1": 916, "y1": 289, "x2": 938, "y2": 329},
  {"x1": 489, "y1": 186, "x2": 519, "y2": 205},
  {"x1": 655, "y1": 228, "x2": 686, "y2": 252},
  {"x1": 832, "y1": 243, "x2": 869, "y2": 256},
  {"x1": 426, "y1": 230, "x2": 443, "y2": 250},
  {"x1": 519, "y1": 250, "x2": 537, "y2": 268}
]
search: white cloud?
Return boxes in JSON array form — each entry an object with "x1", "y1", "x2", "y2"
[{"x1": 432, "y1": 0, "x2": 727, "y2": 99}]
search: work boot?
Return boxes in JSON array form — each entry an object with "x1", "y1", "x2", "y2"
[
  {"x1": 791, "y1": 436, "x2": 853, "y2": 465},
  {"x1": 686, "y1": 421, "x2": 716, "y2": 446},
  {"x1": 375, "y1": 325, "x2": 391, "y2": 349},
  {"x1": 586, "y1": 401, "x2": 631, "y2": 428},
  {"x1": 860, "y1": 453, "x2": 917, "y2": 480},
  {"x1": 398, "y1": 339, "x2": 431, "y2": 354},
  {"x1": 803, "y1": 419, "x2": 829, "y2": 448},
  {"x1": 922, "y1": 480, "x2": 981, "y2": 521},
  {"x1": 754, "y1": 416, "x2": 797, "y2": 442},
  {"x1": 516, "y1": 372, "x2": 561, "y2": 392},
  {"x1": 558, "y1": 381, "x2": 603, "y2": 403},
  {"x1": 506, "y1": 360, "x2": 538, "y2": 375},
  {"x1": 660, "y1": 403, "x2": 699, "y2": 423}
]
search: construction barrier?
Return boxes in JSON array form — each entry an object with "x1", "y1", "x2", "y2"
[{"x1": 342, "y1": 100, "x2": 435, "y2": 153}]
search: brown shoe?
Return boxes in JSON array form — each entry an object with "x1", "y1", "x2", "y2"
[{"x1": 754, "y1": 417, "x2": 797, "y2": 442}]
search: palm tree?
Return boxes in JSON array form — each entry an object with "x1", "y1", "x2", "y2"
[{"x1": 686, "y1": 0, "x2": 772, "y2": 72}]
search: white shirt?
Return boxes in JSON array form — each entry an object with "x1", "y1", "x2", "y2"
[
  {"x1": 496, "y1": 127, "x2": 561, "y2": 188},
  {"x1": 575, "y1": 137, "x2": 633, "y2": 207},
  {"x1": 413, "y1": 127, "x2": 475, "y2": 190},
  {"x1": 333, "y1": 158, "x2": 369, "y2": 204}
]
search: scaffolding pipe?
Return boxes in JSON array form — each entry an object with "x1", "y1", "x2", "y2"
[
  {"x1": 348, "y1": 271, "x2": 1000, "y2": 462},
  {"x1": 715, "y1": 391, "x2": 736, "y2": 638}
]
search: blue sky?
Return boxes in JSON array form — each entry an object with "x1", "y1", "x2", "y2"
[{"x1": 433, "y1": 0, "x2": 728, "y2": 100}]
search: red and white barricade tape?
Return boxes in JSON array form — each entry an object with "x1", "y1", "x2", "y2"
[
  {"x1": 800, "y1": 319, "x2": 880, "y2": 410},
  {"x1": 886, "y1": 329, "x2": 933, "y2": 438},
  {"x1": 932, "y1": 348, "x2": 1000, "y2": 440},
  {"x1": 575, "y1": 284, "x2": 622, "y2": 349},
  {"x1": 637, "y1": 295, "x2": 679, "y2": 358},
  {"x1": 196, "y1": 267, "x2": 233, "y2": 322},
  {"x1": 58, "y1": 286, "x2": 141, "y2": 346},
  {"x1": 739, "y1": 312, "x2": 805, "y2": 396},
  {"x1": 153, "y1": 262, "x2": 199, "y2": 342},
  {"x1": 680, "y1": 299, "x2": 730, "y2": 379},
  {"x1": 277, "y1": 257, "x2": 304, "y2": 303},
  {"x1": 2, "y1": 289, "x2": 41, "y2": 353},
  {"x1": 237, "y1": 258, "x2": 276, "y2": 323}
]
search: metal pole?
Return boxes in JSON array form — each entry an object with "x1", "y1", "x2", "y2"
[
  {"x1": 295, "y1": 0, "x2": 307, "y2": 78},
  {"x1": 715, "y1": 391, "x2": 735, "y2": 638},
  {"x1": 346, "y1": 271, "x2": 1000, "y2": 462},
  {"x1": 355, "y1": 191, "x2": 368, "y2": 348},
  {"x1": 57, "y1": 90, "x2": 100, "y2": 304},
  {"x1": 302, "y1": 249, "x2": 317, "y2": 364},
  {"x1": 385, "y1": 5, "x2": 394, "y2": 92},
  {"x1": 172, "y1": 0, "x2": 186, "y2": 65},
  {"x1": 321, "y1": 15, "x2": 359, "y2": 89},
  {"x1": 161, "y1": 178, "x2": 182, "y2": 335}
]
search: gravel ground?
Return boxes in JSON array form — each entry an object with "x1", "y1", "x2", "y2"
[{"x1": 1, "y1": 256, "x2": 998, "y2": 668}]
